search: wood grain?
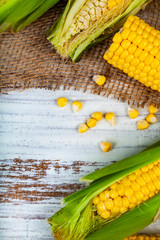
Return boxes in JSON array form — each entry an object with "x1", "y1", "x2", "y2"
[{"x1": 0, "y1": 89, "x2": 160, "y2": 239}]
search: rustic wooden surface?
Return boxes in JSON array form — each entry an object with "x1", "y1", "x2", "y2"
[{"x1": 0, "y1": 89, "x2": 160, "y2": 240}]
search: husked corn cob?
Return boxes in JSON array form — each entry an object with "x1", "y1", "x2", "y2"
[
  {"x1": 104, "y1": 16, "x2": 160, "y2": 92},
  {"x1": 48, "y1": 0, "x2": 150, "y2": 61},
  {"x1": 124, "y1": 234, "x2": 160, "y2": 240},
  {"x1": 93, "y1": 159, "x2": 160, "y2": 219}
]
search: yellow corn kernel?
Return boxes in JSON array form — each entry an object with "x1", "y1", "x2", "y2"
[
  {"x1": 137, "y1": 120, "x2": 149, "y2": 130},
  {"x1": 91, "y1": 112, "x2": 103, "y2": 121},
  {"x1": 93, "y1": 196, "x2": 100, "y2": 205},
  {"x1": 99, "y1": 141, "x2": 112, "y2": 153},
  {"x1": 128, "y1": 107, "x2": 139, "y2": 119},
  {"x1": 109, "y1": 189, "x2": 118, "y2": 198},
  {"x1": 100, "y1": 210, "x2": 111, "y2": 219},
  {"x1": 105, "y1": 112, "x2": 116, "y2": 126},
  {"x1": 113, "y1": 32, "x2": 123, "y2": 43},
  {"x1": 121, "y1": 39, "x2": 131, "y2": 49},
  {"x1": 78, "y1": 123, "x2": 89, "y2": 133},
  {"x1": 108, "y1": 0, "x2": 117, "y2": 10},
  {"x1": 93, "y1": 75, "x2": 106, "y2": 86},
  {"x1": 97, "y1": 202, "x2": 106, "y2": 211},
  {"x1": 105, "y1": 198, "x2": 114, "y2": 210},
  {"x1": 121, "y1": 28, "x2": 130, "y2": 39},
  {"x1": 87, "y1": 118, "x2": 97, "y2": 128},
  {"x1": 72, "y1": 101, "x2": 82, "y2": 112},
  {"x1": 57, "y1": 97, "x2": 68, "y2": 107},
  {"x1": 146, "y1": 113, "x2": 158, "y2": 124},
  {"x1": 148, "y1": 104, "x2": 159, "y2": 114}
]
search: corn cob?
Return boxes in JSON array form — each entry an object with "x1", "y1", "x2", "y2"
[
  {"x1": 48, "y1": 141, "x2": 160, "y2": 240},
  {"x1": 0, "y1": 0, "x2": 59, "y2": 33},
  {"x1": 93, "y1": 159, "x2": 160, "y2": 219},
  {"x1": 124, "y1": 234, "x2": 160, "y2": 240},
  {"x1": 48, "y1": 0, "x2": 151, "y2": 62},
  {"x1": 104, "y1": 15, "x2": 160, "y2": 92}
]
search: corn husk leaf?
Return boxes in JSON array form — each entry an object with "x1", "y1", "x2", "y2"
[
  {"x1": 0, "y1": 0, "x2": 59, "y2": 33},
  {"x1": 48, "y1": 142, "x2": 160, "y2": 240},
  {"x1": 12, "y1": 0, "x2": 60, "y2": 32},
  {"x1": 48, "y1": 0, "x2": 151, "y2": 62},
  {"x1": 80, "y1": 142, "x2": 160, "y2": 183}
]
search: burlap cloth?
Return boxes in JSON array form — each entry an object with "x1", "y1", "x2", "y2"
[{"x1": 0, "y1": 0, "x2": 160, "y2": 107}]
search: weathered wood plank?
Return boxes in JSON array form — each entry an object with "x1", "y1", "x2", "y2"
[{"x1": 0, "y1": 89, "x2": 160, "y2": 239}]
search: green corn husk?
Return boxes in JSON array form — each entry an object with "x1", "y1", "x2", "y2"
[
  {"x1": 47, "y1": 0, "x2": 151, "y2": 62},
  {"x1": 0, "y1": 0, "x2": 59, "y2": 33},
  {"x1": 48, "y1": 141, "x2": 160, "y2": 240}
]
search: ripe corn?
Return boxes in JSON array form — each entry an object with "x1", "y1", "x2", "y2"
[
  {"x1": 93, "y1": 159, "x2": 160, "y2": 219},
  {"x1": 48, "y1": 142, "x2": 160, "y2": 240},
  {"x1": 137, "y1": 120, "x2": 149, "y2": 130},
  {"x1": 48, "y1": 0, "x2": 150, "y2": 61},
  {"x1": 128, "y1": 107, "x2": 139, "y2": 119},
  {"x1": 104, "y1": 16, "x2": 160, "y2": 92},
  {"x1": 87, "y1": 118, "x2": 97, "y2": 128},
  {"x1": 78, "y1": 123, "x2": 89, "y2": 133},
  {"x1": 57, "y1": 97, "x2": 68, "y2": 107},
  {"x1": 93, "y1": 75, "x2": 106, "y2": 86},
  {"x1": 91, "y1": 112, "x2": 103, "y2": 121},
  {"x1": 148, "y1": 104, "x2": 159, "y2": 114},
  {"x1": 99, "y1": 141, "x2": 112, "y2": 152},
  {"x1": 105, "y1": 112, "x2": 116, "y2": 126},
  {"x1": 146, "y1": 113, "x2": 158, "y2": 124},
  {"x1": 72, "y1": 101, "x2": 83, "y2": 112},
  {"x1": 124, "y1": 234, "x2": 160, "y2": 240}
]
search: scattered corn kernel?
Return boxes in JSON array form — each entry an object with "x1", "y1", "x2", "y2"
[
  {"x1": 148, "y1": 104, "x2": 159, "y2": 114},
  {"x1": 146, "y1": 113, "x2": 158, "y2": 124},
  {"x1": 57, "y1": 97, "x2": 67, "y2": 107},
  {"x1": 128, "y1": 107, "x2": 139, "y2": 119},
  {"x1": 99, "y1": 141, "x2": 112, "y2": 153},
  {"x1": 105, "y1": 112, "x2": 116, "y2": 126},
  {"x1": 87, "y1": 118, "x2": 97, "y2": 128},
  {"x1": 78, "y1": 123, "x2": 88, "y2": 133},
  {"x1": 93, "y1": 75, "x2": 106, "y2": 86},
  {"x1": 137, "y1": 120, "x2": 149, "y2": 130},
  {"x1": 72, "y1": 101, "x2": 82, "y2": 112},
  {"x1": 91, "y1": 112, "x2": 103, "y2": 121}
]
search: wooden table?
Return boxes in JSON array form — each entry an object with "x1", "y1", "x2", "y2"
[{"x1": 0, "y1": 89, "x2": 160, "y2": 239}]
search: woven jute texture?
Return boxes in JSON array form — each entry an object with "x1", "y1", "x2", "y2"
[{"x1": 0, "y1": 0, "x2": 160, "y2": 107}]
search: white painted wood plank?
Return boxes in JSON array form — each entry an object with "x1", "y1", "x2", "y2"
[{"x1": 0, "y1": 89, "x2": 160, "y2": 240}]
